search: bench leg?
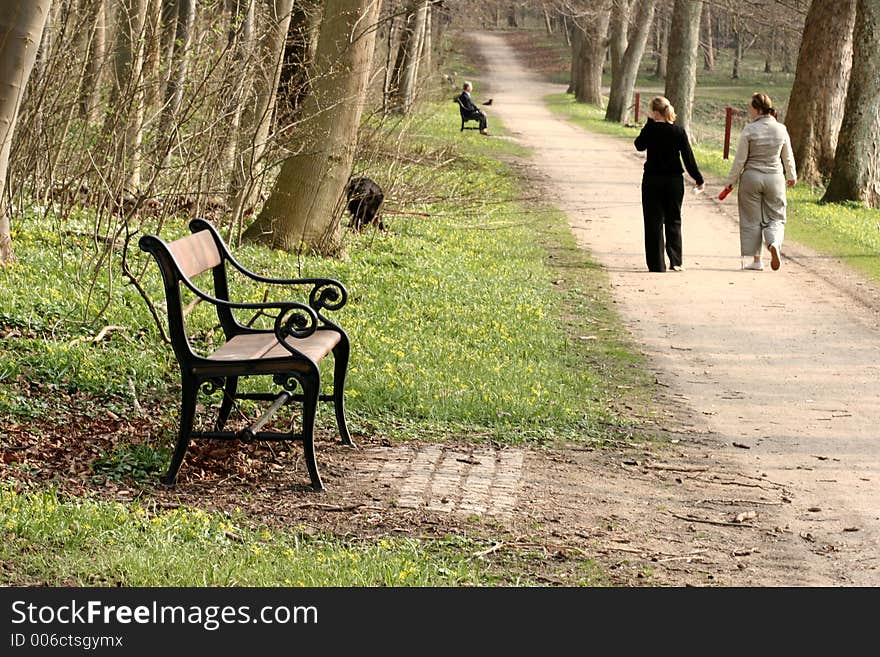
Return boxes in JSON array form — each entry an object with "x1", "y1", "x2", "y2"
[
  {"x1": 162, "y1": 374, "x2": 197, "y2": 486},
  {"x1": 332, "y1": 341, "x2": 354, "y2": 447},
  {"x1": 215, "y1": 376, "x2": 238, "y2": 431},
  {"x1": 300, "y1": 370, "x2": 323, "y2": 492}
]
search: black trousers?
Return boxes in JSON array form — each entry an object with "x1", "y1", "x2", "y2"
[
  {"x1": 465, "y1": 109, "x2": 487, "y2": 130},
  {"x1": 641, "y1": 173, "x2": 684, "y2": 272}
]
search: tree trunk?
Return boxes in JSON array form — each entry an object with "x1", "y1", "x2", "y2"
[
  {"x1": 781, "y1": 29, "x2": 793, "y2": 73},
  {"x1": 431, "y1": 0, "x2": 443, "y2": 62},
  {"x1": 653, "y1": 8, "x2": 667, "y2": 79},
  {"x1": 543, "y1": 6, "x2": 553, "y2": 34},
  {"x1": 216, "y1": 1, "x2": 255, "y2": 181},
  {"x1": 142, "y1": 0, "x2": 162, "y2": 111},
  {"x1": 0, "y1": 0, "x2": 52, "y2": 265},
  {"x1": 389, "y1": 3, "x2": 414, "y2": 108},
  {"x1": 109, "y1": 0, "x2": 149, "y2": 195},
  {"x1": 242, "y1": 0, "x2": 383, "y2": 253},
  {"x1": 568, "y1": 20, "x2": 582, "y2": 95},
  {"x1": 78, "y1": 0, "x2": 107, "y2": 123},
  {"x1": 608, "y1": 0, "x2": 631, "y2": 86},
  {"x1": 574, "y1": 3, "x2": 611, "y2": 106},
  {"x1": 382, "y1": 9, "x2": 399, "y2": 112},
  {"x1": 422, "y1": 3, "x2": 432, "y2": 77},
  {"x1": 396, "y1": 0, "x2": 428, "y2": 114},
  {"x1": 785, "y1": 0, "x2": 857, "y2": 186},
  {"x1": 701, "y1": 2, "x2": 713, "y2": 71},
  {"x1": 606, "y1": 0, "x2": 655, "y2": 123},
  {"x1": 731, "y1": 29, "x2": 741, "y2": 79},
  {"x1": 277, "y1": 0, "x2": 321, "y2": 124},
  {"x1": 764, "y1": 28, "x2": 774, "y2": 74},
  {"x1": 229, "y1": 0, "x2": 296, "y2": 233},
  {"x1": 664, "y1": 0, "x2": 701, "y2": 135},
  {"x1": 158, "y1": 0, "x2": 196, "y2": 144},
  {"x1": 31, "y1": 1, "x2": 56, "y2": 98},
  {"x1": 822, "y1": 0, "x2": 880, "y2": 207},
  {"x1": 159, "y1": 0, "x2": 177, "y2": 72}
]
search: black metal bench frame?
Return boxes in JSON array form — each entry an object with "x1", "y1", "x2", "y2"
[
  {"x1": 139, "y1": 218, "x2": 352, "y2": 491},
  {"x1": 454, "y1": 97, "x2": 482, "y2": 131}
]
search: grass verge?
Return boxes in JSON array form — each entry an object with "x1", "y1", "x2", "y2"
[
  {"x1": 0, "y1": 485, "x2": 606, "y2": 586},
  {"x1": 0, "y1": 92, "x2": 652, "y2": 585}
]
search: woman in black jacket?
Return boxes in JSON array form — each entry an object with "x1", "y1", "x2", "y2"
[{"x1": 634, "y1": 96, "x2": 704, "y2": 272}]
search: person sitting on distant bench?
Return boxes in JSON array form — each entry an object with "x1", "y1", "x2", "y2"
[{"x1": 457, "y1": 81, "x2": 490, "y2": 136}]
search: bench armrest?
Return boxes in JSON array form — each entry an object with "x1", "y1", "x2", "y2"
[
  {"x1": 189, "y1": 219, "x2": 347, "y2": 314},
  {"x1": 227, "y1": 258, "x2": 348, "y2": 315},
  {"x1": 179, "y1": 276, "x2": 320, "y2": 340}
]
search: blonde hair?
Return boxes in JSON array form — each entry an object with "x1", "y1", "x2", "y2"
[
  {"x1": 751, "y1": 92, "x2": 774, "y2": 115},
  {"x1": 650, "y1": 96, "x2": 676, "y2": 123}
]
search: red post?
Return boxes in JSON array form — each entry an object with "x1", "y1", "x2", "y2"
[
  {"x1": 634, "y1": 92, "x2": 640, "y2": 123},
  {"x1": 723, "y1": 107, "x2": 733, "y2": 159}
]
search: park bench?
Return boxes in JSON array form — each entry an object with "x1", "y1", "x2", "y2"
[
  {"x1": 138, "y1": 218, "x2": 353, "y2": 491},
  {"x1": 453, "y1": 97, "x2": 482, "y2": 131}
]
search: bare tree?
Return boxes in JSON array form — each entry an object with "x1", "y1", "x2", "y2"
[
  {"x1": 217, "y1": 0, "x2": 255, "y2": 181},
  {"x1": 822, "y1": 0, "x2": 880, "y2": 207},
  {"x1": 605, "y1": 0, "x2": 655, "y2": 123},
  {"x1": 700, "y1": 2, "x2": 713, "y2": 71},
  {"x1": 572, "y1": 1, "x2": 611, "y2": 106},
  {"x1": 241, "y1": 0, "x2": 383, "y2": 253},
  {"x1": 652, "y1": 4, "x2": 666, "y2": 79},
  {"x1": 608, "y1": 0, "x2": 630, "y2": 83},
  {"x1": 107, "y1": 0, "x2": 148, "y2": 195},
  {"x1": 663, "y1": 0, "x2": 701, "y2": 135},
  {"x1": 142, "y1": 0, "x2": 163, "y2": 111},
  {"x1": 394, "y1": 0, "x2": 429, "y2": 113},
  {"x1": 785, "y1": 0, "x2": 856, "y2": 186},
  {"x1": 78, "y1": 0, "x2": 107, "y2": 123},
  {"x1": 158, "y1": 0, "x2": 196, "y2": 147},
  {"x1": 0, "y1": 0, "x2": 52, "y2": 265},
  {"x1": 228, "y1": 0, "x2": 296, "y2": 232},
  {"x1": 276, "y1": 0, "x2": 321, "y2": 123}
]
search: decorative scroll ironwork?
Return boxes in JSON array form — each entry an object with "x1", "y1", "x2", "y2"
[
  {"x1": 273, "y1": 373, "x2": 302, "y2": 393},
  {"x1": 200, "y1": 377, "x2": 226, "y2": 395},
  {"x1": 309, "y1": 282, "x2": 347, "y2": 312},
  {"x1": 273, "y1": 305, "x2": 316, "y2": 340}
]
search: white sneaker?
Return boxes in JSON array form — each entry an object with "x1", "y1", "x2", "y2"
[
  {"x1": 769, "y1": 243, "x2": 781, "y2": 271},
  {"x1": 671, "y1": 265, "x2": 684, "y2": 272},
  {"x1": 743, "y1": 261, "x2": 764, "y2": 271}
]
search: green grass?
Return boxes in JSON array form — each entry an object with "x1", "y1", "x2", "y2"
[
  {"x1": 0, "y1": 98, "x2": 647, "y2": 447},
  {"x1": 0, "y1": 485, "x2": 606, "y2": 586},
  {"x1": 0, "y1": 89, "x2": 653, "y2": 585}
]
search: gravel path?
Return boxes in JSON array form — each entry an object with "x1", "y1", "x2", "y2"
[{"x1": 473, "y1": 31, "x2": 880, "y2": 585}]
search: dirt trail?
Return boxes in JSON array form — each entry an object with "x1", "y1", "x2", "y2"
[{"x1": 472, "y1": 32, "x2": 880, "y2": 585}]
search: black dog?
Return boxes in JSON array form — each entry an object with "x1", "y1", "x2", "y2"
[{"x1": 346, "y1": 176, "x2": 385, "y2": 231}]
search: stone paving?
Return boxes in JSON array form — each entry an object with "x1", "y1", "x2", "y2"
[{"x1": 356, "y1": 444, "x2": 524, "y2": 520}]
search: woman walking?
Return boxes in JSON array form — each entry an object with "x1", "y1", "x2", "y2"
[
  {"x1": 634, "y1": 96, "x2": 704, "y2": 272},
  {"x1": 721, "y1": 93, "x2": 797, "y2": 271}
]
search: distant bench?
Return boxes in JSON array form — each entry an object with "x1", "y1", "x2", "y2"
[
  {"x1": 139, "y1": 218, "x2": 353, "y2": 491},
  {"x1": 453, "y1": 97, "x2": 482, "y2": 131}
]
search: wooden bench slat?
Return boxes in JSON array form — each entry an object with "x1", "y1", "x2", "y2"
[
  {"x1": 168, "y1": 230, "x2": 222, "y2": 280},
  {"x1": 209, "y1": 330, "x2": 341, "y2": 364}
]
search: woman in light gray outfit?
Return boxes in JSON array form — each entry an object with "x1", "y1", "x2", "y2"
[{"x1": 722, "y1": 93, "x2": 797, "y2": 271}]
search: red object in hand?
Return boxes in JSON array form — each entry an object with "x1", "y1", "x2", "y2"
[{"x1": 718, "y1": 186, "x2": 732, "y2": 200}]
